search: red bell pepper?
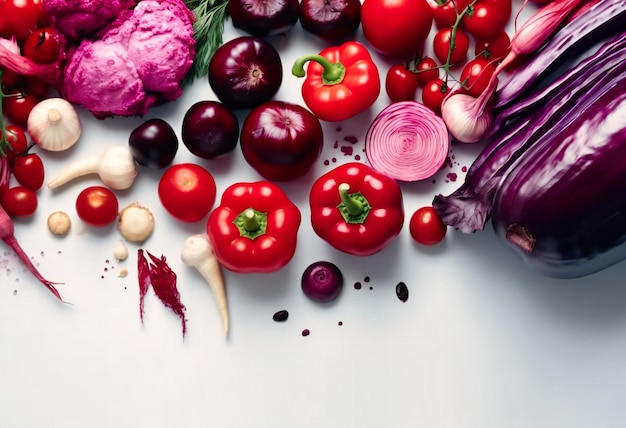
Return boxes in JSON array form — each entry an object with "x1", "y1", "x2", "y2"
[
  {"x1": 206, "y1": 181, "x2": 301, "y2": 273},
  {"x1": 292, "y1": 41, "x2": 380, "y2": 122},
  {"x1": 309, "y1": 162, "x2": 404, "y2": 256}
]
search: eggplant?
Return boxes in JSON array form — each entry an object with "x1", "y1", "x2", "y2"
[
  {"x1": 432, "y1": 31, "x2": 626, "y2": 233},
  {"x1": 494, "y1": 0, "x2": 626, "y2": 110},
  {"x1": 491, "y1": 79, "x2": 626, "y2": 278}
]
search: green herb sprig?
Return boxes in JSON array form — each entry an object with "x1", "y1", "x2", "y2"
[{"x1": 183, "y1": 0, "x2": 229, "y2": 87}]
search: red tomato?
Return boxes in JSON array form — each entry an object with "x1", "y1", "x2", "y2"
[
  {"x1": 158, "y1": 163, "x2": 217, "y2": 223},
  {"x1": 462, "y1": 1, "x2": 508, "y2": 39},
  {"x1": 3, "y1": 125, "x2": 28, "y2": 163},
  {"x1": 75, "y1": 186, "x2": 119, "y2": 227},
  {"x1": 361, "y1": 0, "x2": 433, "y2": 57},
  {"x1": 12, "y1": 154, "x2": 44, "y2": 190},
  {"x1": 433, "y1": 27, "x2": 470, "y2": 65},
  {"x1": 385, "y1": 64, "x2": 419, "y2": 103},
  {"x1": 421, "y1": 78, "x2": 450, "y2": 116},
  {"x1": 2, "y1": 0, "x2": 41, "y2": 42},
  {"x1": 1, "y1": 186, "x2": 38, "y2": 217},
  {"x1": 1, "y1": 68, "x2": 22, "y2": 90},
  {"x1": 482, "y1": 0, "x2": 511, "y2": 21},
  {"x1": 2, "y1": 89, "x2": 38, "y2": 127},
  {"x1": 409, "y1": 206, "x2": 447, "y2": 245},
  {"x1": 23, "y1": 27, "x2": 59, "y2": 64},
  {"x1": 460, "y1": 57, "x2": 496, "y2": 97},
  {"x1": 414, "y1": 56, "x2": 439, "y2": 87},
  {"x1": 24, "y1": 76, "x2": 49, "y2": 99},
  {"x1": 426, "y1": 0, "x2": 471, "y2": 27},
  {"x1": 475, "y1": 30, "x2": 511, "y2": 61}
]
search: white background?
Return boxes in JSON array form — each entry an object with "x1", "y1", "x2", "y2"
[{"x1": 3, "y1": 2, "x2": 626, "y2": 427}]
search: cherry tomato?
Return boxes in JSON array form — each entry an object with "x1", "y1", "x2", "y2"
[
  {"x1": 75, "y1": 186, "x2": 119, "y2": 227},
  {"x1": 158, "y1": 163, "x2": 217, "y2": 223},
  {"x1": 385, "y1": 65, "x2": 419, "y2": 103},
  {"x1": 361, "y1": 0, "x2": 433, "y2": 57},
  {"x1": 1, "y1": 68, "x2": 22, "y2": 90},
  {"x1": 24, "y1": 76, "x2": 49, "y2": 100},
  {"x1": 2, "y1": 89, "x2": 38, "y2": 127},
  {"x1": 3, "y1": 125, "x2": 28, "y2": 163},
  {"x1": 0, "y1": 186, "x2": 38, "y2": 217},
  {"x1": 421, "y1": 78, "x2": 450, "y2": 116},
  {"x1": 23, "y1": 27, "x2": 60, "y2": 64},
  {"x1": 433, "y1": 27, "x2": 470, "y2": 65},
  {"x1": 2, "y1": 0, "x2": 42, "y2": 42},
  {"x1": 409, "y1": 206, "x2": 447, "y2": 245},
  {"x1": 0, "y1": 8, "x2": 12, "y2": 39},
  {"x1": 12, "y1": 154, "x2": 44, "y2": 190},
  {"x1": 475, "y1": 30, "x2": 511, "y2": 61},
  {"x1": 460, "y1": 57, "x2": 497, "y2": 97},
  {"x1": 462, "y1": 1, "x2": 508, "y2": 40},
  {"x1": 426, "y1": 0, "x2": 471, "y2": 28},
  {"x1": 482, "y1": 0, "x2": 511, "y2": 21},
  {"x1": 414, "y1": 56, "x2": 439, "y2": 87}
]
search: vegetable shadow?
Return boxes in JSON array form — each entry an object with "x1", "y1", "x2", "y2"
[{"x1": 452, "y1": 224, "x2": 626, "y2": 329}]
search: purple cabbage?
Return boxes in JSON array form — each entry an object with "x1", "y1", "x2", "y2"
[
  {"x1": 494, "y1": 0, "x2": 626, "y2": 110},
  {"x1": 432, "y1": 30, "x2": 626, "y2": 234},
  {"x1": 491, "y1": 80, "x2": 626, "y2": 278}
]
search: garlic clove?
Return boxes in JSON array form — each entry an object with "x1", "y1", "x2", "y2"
[
  {"x1": 114, "y1": 240, "x2": 129, "y2": 261},
  {"x1": 27, "y1": 97, "x2": 81, "y2": 152}
]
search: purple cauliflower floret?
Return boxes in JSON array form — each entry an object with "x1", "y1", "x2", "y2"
[
  {"x1": 42, "y1": 0, "x2": 138, "y2": 40},
  {"x1": 61, "y1": 0, "x2": 195, "y2": 118}
]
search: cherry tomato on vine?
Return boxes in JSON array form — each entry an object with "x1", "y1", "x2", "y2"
[
  {"x1": 24, "y1": 76, "x2": 49, "y2": 99},
  {"x1": 426, "y1": 0, "x2": 471, "y2": 28},
  {"x1": 385, "y1": 65, "x2": 419, "y2": 102},
  {"x1": 361, "y1": 0, "x2": 433, "y2": 57},
  {"x1": 409, "y1": 206, "x2": 447, "y2": 246},
  {"x1": 12, "y1": 154, "x2": 45, "y2": 191},
  {"x1": 460, "y1": 57, "x2": 497, "y2": 97},
  {"x1": 433, "y1": 27, "x2": 470, "y2": 65},
  {"x1": 462, "y1": 1, "x2": 508, "y2": 40},
  {"x1": 3, "y1": 125, "x2": 28, "y2": 163},
  {"x1": 2, "y1": 0, "x2": 43, "y2": 42},
  {"x1": 1, "y1": 186, "x2": 38, "y2": 217},
  {"x1": 23, "y1": 27, "x2": 60, "y2": 64},
  {"x1": 2, "y1": 89, "x2": 38, "y2": 127},
  {"x1": 158, "y1": 163, "x2": 217, "y2": 222},
  {"x1": 475, "y1": 30, "x2": 511, "y2": 61},
  {"x1": 482, "y1": 0, "x2": 512, "y2": 21},
  {"x1": 421, "y1": 78, "x2": 450, "y2": 116},
  {"x1": 414, "y1": 56, "x2": 439, "y2": 87},
  {"x1": 75, "y1": 186, "x2": 119, "y2": 227},
  {"x1": 1, "y1": 68, "x2": 22, "y2": 90}
]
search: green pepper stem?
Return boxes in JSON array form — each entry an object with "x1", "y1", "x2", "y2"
[
  {"x1": 338, "y1": 183, "x2": 363, "y2": 216},
  {"x1": 242, "y1": 208, "x2": 260, "y2": 233},
  {"x1": 292, "y1": 54, "x2": 346, "y2": 85}
]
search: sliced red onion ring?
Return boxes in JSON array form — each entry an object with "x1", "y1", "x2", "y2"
[{"x1": 365, "y1": 101, "x2": 450, "y2": 182}]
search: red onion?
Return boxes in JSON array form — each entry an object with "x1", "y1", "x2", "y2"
[{"x1": 365, "y1": 101, "x2": 449, "y2": 182}]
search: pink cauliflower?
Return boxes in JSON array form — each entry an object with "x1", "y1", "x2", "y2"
[
  {"x1": 61, "y1": 0, "x2": 195, "y2": 118},
  {"x1": 42, "y1": 0, "x2": 139, "y2": 40}
]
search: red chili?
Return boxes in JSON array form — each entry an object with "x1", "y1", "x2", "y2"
[
  {"x1": 206, "y1": 181, "x2": 301, "y2": 273},
  {"x1": 292, "y1": 41, "x2": 380, "y2": 122},
  {"x1": 309, "y1": 162, "x2": 404, "y2": 256}
]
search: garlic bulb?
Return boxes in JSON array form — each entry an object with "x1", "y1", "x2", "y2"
[
  {"x1": 47, "y1": 145, "x2": 138, "y2": 190},
  {"x1": 27, "y1": 97, "x2": 81, "y2": 151}
]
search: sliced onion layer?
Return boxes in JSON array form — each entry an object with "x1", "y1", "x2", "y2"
[{"x1": 365, "y1": 101, "x2": 450, "y2": 182}]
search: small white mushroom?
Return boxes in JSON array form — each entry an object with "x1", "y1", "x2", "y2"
[
  {"x1": 181, "y1": 234, "x2": 229, "y2": 336},
  {"x1": 117, "y1": 202, "x2": 154, "y2": 244},
  {"x1": 47, "y1": 211, "x2": 71, "y2": 236}
]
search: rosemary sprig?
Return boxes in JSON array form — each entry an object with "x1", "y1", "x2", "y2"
[{"x1": 183, "y1": 0, "x2": 229, "y2": 87}]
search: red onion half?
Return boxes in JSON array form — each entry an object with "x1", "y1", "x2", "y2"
[{"x1": 365, "y1": 101, "x2": 449, "y2": 182}]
